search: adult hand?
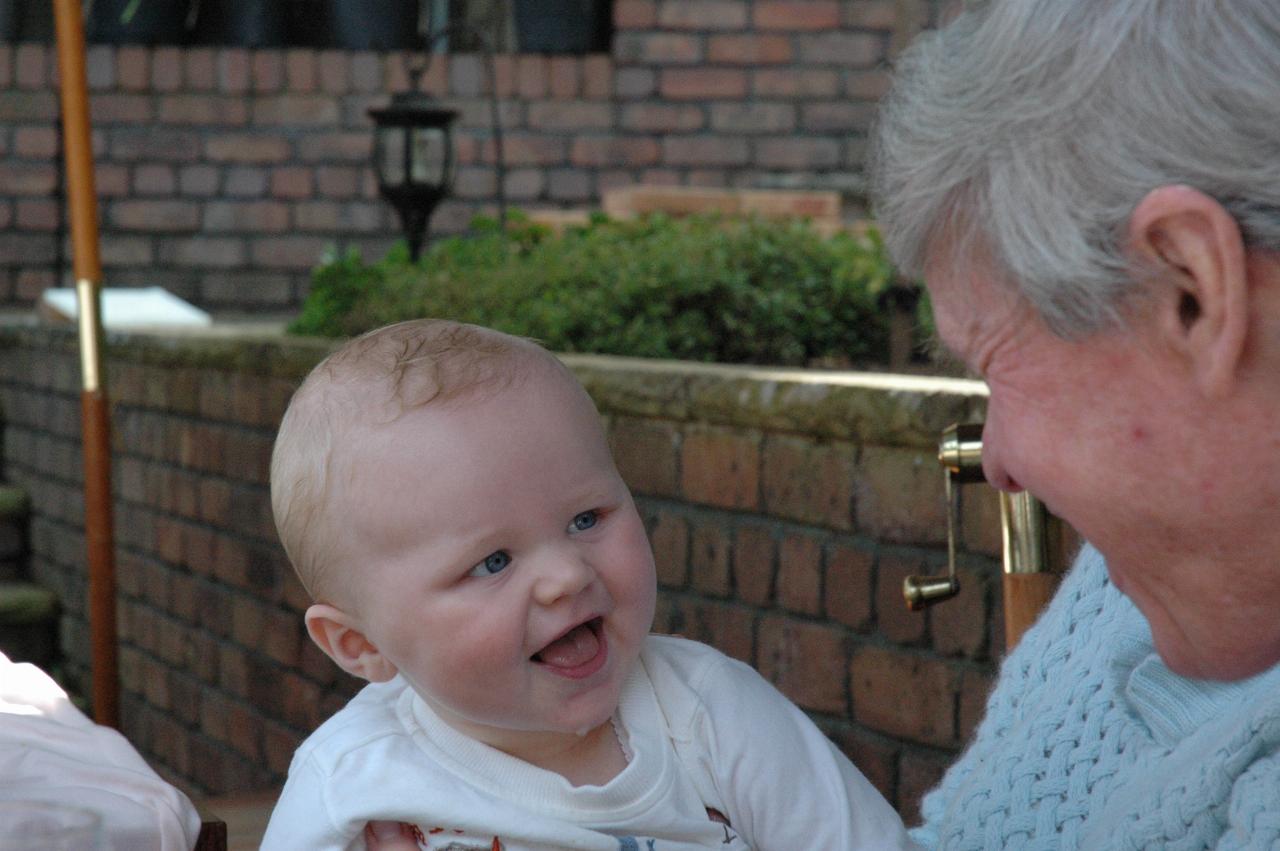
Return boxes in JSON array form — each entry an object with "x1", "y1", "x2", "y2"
[{"x1": 364, "y1": 821, "x2": 420, "y2": 850}]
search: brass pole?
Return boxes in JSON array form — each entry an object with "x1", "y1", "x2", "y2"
[{"x1": 54, "y1": 0, "x2": 118, "y2": 729}]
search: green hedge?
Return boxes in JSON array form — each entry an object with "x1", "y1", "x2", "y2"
[{"x1": 290, "y1": 212, "x2": 911, "y2": 368}]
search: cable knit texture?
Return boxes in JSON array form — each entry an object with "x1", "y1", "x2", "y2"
[{"x1": 911, "y1": 545, "x2": 1280, "y2": 850}]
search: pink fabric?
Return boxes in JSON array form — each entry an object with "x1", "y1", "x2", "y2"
[{"x1": 0, "y1": 651, "x2": 201, "y2": 850}]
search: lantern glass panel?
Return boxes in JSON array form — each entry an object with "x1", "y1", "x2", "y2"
[
  {"x1": 410, "y1": 126, "x2": 451, "y2": 186},
  {"x1": 376, "y1": 125, "x2": 406, "y2": 186}
]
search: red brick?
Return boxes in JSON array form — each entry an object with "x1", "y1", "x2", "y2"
[
  {"x1": 216, "y1": 48, "x2": 250, "y2": 94},
  {"x1": 708, "y1": 33, "x2": 793, "y2": 64},
  {"x1": 0, "y1": 46, "x2": 9, "y2": 89},
  {"x1": 617, "y1": 33, "x2": 704, "y2": 64},
  {"x1": 754, "y1": 136, "x2": 842, "y2": 169},
  {"x1": 615, "y1": 67, "x2": 656, "y2": 99},
  {"x1": 570, "y1": 136, "x2": 662, "y2": 168},
  {"x1": 875, "y1": 552, "x2": 929, "y2": 644},
  {"x1": 315, "y1": 166, "x2": 360, "y2": 198},
  {"x1": 797, "y1": 31, "x2": 886, "y2": 66},
  {"x1": 313, "y1": 49, "x2": 349, "y2": 94},
  {"x1": 348, "y1": 51, "x2": 382, "y2": 93},
  {"x1": 754, "y1": 1, "x2": 840, "y2": 30},
  {"x1": 761, "y1": 436, "x2": 855, "y2": 529},
  {"x1": 752, "y1": 68, "x2": 840, "y2": 97},
  {"x1": 855, "y1": 446, "x2": 948, "y2": 544},
  {"x1": 90, "y1": 93, "x2": 153, "y2": 124},
  {"x1": 851, "y1": 646, "x2": 959, "y2": 746},
  {"x1": 619, "y1": 103, "x2": 704, "y2": 133},
  {"x1": 660, "y1": 68, "x2": 748, "y2": 99},
  {"x1": 296, "y1": 132, "x2": 372, "y2": 163},
  {"x1": 650, "y1": 510, "x2": 690, "y2": 587},
  {"x1": 266, "y1": 166, "x2": 312, "y2": 200},
  {"x1": 689, "y1": 518, "x2": 731, "y2": 597},
  {"x1": 657, "y1": 1, "x2": 748, "y2": 30},
  {"x1": 610, "y1": 417, "x2": 680, "y2": 497},
  {"x1": 663, "y1": 136, "x2": 751, "y2": 167},
  {"x1": 680, "y1": 425, "x2": 760, "y2": 510},
  {"x1": 547, "y1": 56, "x2": 581, "y2": 98},
  {"x1": 133, "y1": 164, "x2": 176, "y2": 195},
  {"x1": 158, "y1": 94, "x2": 249, "y2": 125},
  {"x1": 825, "y1": 542, "x2": 874, "y2": 629},
  {"x1": 710, "y1": 102, "x2": 796, "y2": 134},
  {"x1": 614, "y1": 0, "x2": 657, "y2": 28},
  {"x1": 503, "y1": 168, "x2": 545, "y2": 200},
  {"x1": 225, "y1": 166, "x2": 268, "y2": 197},
  {"x1": 527, "y1": 102, "x2": 614, "y2": 131},
  {"x1": 249, "y1": 236, "x2": 328, "y2": 269},
  {"x1": 930, "y1": 565, "x2": 991, "y2": 658},
  {"x1": 0, "y1": 164, "x2": 56, "y2": 196},
  {"x1": 151, "y1": 47, "x2": 183, "y2": 92},
  {"x1": 846, "y1": 69, "x2": 893, "y2": 99},
  {"x1": 117, "y1": 47, "x2": 151, "y2": 91},
  {"x1": 958, "y1": 667, "x2": 994, "y2": 744},
  {"x1": 15, "y1": 200, "x2": 57, "y2": 231},
  {"x1": 205, "y1": 133, "x2": 291, "y2": 164},
  {"x1": 251, "y1": 95, "x2": 339, "y2": 126},
  {"x1": 184, "y1": 47, "x2": 216, "y2": 89},
  {"x1": 777, "y1": 533, "x2": 821, "y2": 615},
  {"x1": 448, "y1": 54, "x2": 484, "y2": 98},
  {"x1": 15, "y1": 44, "x2": 49, "y2": 89},
  {"x1": 251, "y1": 51, "x2": 284, "y2": 93},
  {"x1": 898, "y1": 748, "x2": 954, "y2": 824},
  {"x1": 845, "y1": 0, "x2": 899, "y2": 29},
  {"x1": 665, "y1": 598, "x2": 755, "y2": 664},
  {"x1": 167, "y1": 237, "x2": 245, "y2": 268},
  {"x1": 582, "y1": 55, "x2": 614, "y2": 99},
  {"x1": 731, "y1": 522, "x2": 775, "y2": 606},
  {"x1": 204, "y1": 200, "x2": 290, "y2": 232},
  {"x1": 178, "y1": 165, "x2": 220, "y2": 197},
  {"x1": 285, "y1": 49, "x2": 317, "y2": 92},
  {"x1": 516, "y1": 55, "x2": 549, "y2": 99},
  {"x1": 485, "y1": 135, "x2": 567, "y2": 167},
  {"x1": 828, "y1": 726, "x2": 898, "y2": 805},
  {"x1": 85, "y1": 45, "x2": 115, "y2": 90},
  {"x1": 758, "y1": 615, "x2": 847, "y2": 713}
]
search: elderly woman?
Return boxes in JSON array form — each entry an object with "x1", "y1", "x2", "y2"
[{"x1": 872, "y1": 0, "x2": 1280, "y2": 848}]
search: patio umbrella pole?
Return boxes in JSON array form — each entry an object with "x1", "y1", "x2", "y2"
[{"x1": 54, "y1": 0, "x2": 118, "y2": 729}]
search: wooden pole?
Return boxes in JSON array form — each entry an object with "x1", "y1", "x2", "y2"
[{"x1": 53, "y1": 0, "x2": 118, "y2": 729}]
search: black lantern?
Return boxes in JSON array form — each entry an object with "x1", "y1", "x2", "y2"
[{"x1": 368, "y1": 89, "x2": 458, "y2": 261}]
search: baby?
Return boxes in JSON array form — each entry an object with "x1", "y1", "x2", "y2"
[{"x1": 263, "y1": 319, "x2": 917, "y2": 850}]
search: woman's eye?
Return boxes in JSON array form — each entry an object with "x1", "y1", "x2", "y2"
[
  {"x1": 468, "y1": 551, "x2": 511, "y2": 577},
  {"x1": 568, "y1": 510, "x2": 599, "y2": 533}
]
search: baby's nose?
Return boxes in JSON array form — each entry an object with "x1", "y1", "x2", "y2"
[{"x1": 532, "y1": 550, "x2": 595, "y2": 605}]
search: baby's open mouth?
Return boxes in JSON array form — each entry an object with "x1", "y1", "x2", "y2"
[{"x1": 532, "y1": 617, "x2": 603, "y2": 668}]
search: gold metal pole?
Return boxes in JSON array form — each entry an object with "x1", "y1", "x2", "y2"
[{"x1": 54, "y1": 0, "x2": 118, "y2": 729}]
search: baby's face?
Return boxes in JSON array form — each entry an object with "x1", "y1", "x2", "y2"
[{"x1": 337, "y1": 366, "x2": 656, "y2": 756}]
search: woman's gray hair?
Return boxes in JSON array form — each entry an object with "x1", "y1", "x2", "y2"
[{"x1": 871, "y1": 0, "x2": 1280, "y2": 335}]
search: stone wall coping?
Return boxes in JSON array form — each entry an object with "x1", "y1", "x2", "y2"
[{"x1": 0, "y1": 322, "x2": 988, "y2": 448}]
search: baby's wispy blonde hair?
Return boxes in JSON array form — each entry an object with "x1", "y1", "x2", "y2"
[{"x1": 270, "y1": 319, "x2": 553, "y2": 602}]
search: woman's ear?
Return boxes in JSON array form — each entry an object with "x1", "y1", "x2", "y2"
[
  {"x1": 304, "y1": 603, "x2": 399, "y2": 683},
  {"x1": 1127, "y1": 185, "x2": 1249, "y2": 398}
]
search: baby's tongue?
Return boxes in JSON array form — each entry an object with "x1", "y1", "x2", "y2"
[{"x1": 538, "y1": 623, "x2": 599, "y2": 668}]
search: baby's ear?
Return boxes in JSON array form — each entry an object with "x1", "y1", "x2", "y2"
[{"x1": 304, "y1": 603, "x2": 399, "y2": 683}]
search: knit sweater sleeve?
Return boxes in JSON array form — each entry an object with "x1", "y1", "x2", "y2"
[
  {"x1": 909, "y1": 545, "x2": 1112, "y2": 848},
  {"x1": 1216, "y1": 752, "x2": 1280, "y2": 849}
]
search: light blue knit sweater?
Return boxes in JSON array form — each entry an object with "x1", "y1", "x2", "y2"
[{"x1": 911, "y1": 545, "x2": 1280, "y2": 850}]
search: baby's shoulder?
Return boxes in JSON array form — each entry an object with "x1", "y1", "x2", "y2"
[{"x1": 291, "y1": 677, "x2": 415, "y2": 770}]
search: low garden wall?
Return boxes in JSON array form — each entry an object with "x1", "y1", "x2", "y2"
[{"x1": 0, "y1": 321, "x2": 1064, "y2": 821}]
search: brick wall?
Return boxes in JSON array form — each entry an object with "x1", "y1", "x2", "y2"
[
  {"x1": 0, "y1": 323, "x2": 1088, "y2": 822},
  {"x1": 0, "y1": 0, "x2": 949, "y2": 310}
]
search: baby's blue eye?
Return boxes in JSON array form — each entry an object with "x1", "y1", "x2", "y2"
[
  {"x1": 469, "y1": 551, "x2": 511, "y2": 577},
  {"x1": 569, "y1": 510, "x2": 598, "y2": 533}
]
